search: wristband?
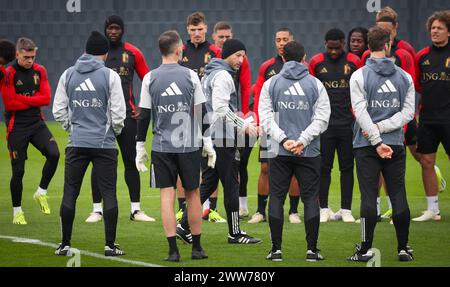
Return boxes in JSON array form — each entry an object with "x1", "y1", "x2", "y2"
[{"x1": 374, "y1": 141, "x2": 383, "y2": 148}]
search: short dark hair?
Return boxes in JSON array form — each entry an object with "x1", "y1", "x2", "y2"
[
  {"x1": 16, "y1": 37, "x2": 37, "y2": 52},
  {"x1": 367, "y1": 26, "x2": 391, "y2": 52},
  {"x1": 426, "y1": 10, "x2": 450, "y2": 32},
  {"x1": 283, "y1": 41, "x2": 305, "y2": 62},
  {"x1": 159, "y1": 30, "x2": 182, "y2": 56},
  {"x1": 376, "y1": 16, "x2": 397, "y2": 26},
  {"x1": 325, "y1": 28, "x2": 345, "y2": 41},
  {"x1": 0, "y1": 39, "x2": 16, "y2": 63},
  {"x1": 214, "y1": 21, "x2": 232, "y2": 33},
  {"x1": 276, "y1": 27, "x2": 293, "y2": 36},
  {"x1": 187, "y1": 11, "x2": 206, "y2": 26}
]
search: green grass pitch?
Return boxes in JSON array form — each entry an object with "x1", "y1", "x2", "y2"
[{"x1": 0, "y1": 122, "x2": 449, "y2": 267}]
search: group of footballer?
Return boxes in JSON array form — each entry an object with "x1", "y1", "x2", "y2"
[{"x1": 0, "y1": 6, "x2": 449, "y2": 263}]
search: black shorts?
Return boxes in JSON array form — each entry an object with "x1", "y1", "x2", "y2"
[
  {"x1": 7, "y1": 122, "x2": 56, "y2": 161},
  {"x1": 150, "y1": 150, "x2": 202, "y2": 190},
  {"x1": 417, "y1": 123, "x2": 450, "y2": 155},
  {"x1": 404, "y1": 117, "x2": 418, "y2": 146}
]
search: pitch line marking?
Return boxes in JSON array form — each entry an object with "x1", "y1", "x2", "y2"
[{"x1": 0, "y1": 235, "x2": 163, "y2": 267}]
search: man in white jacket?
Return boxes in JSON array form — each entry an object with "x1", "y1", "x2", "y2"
[
  {"x1": 259, "y1": 41, "x2": 330, "y2": 262},
  {"x1": 347, "y1": 26, "x2": 415, "y2": 262},
  {"x1": 177, "y1": 39, "x2": 262, "y2": 245},
  {"x1": 52, "y1": 31, "x2": 126, "y2": 257}
]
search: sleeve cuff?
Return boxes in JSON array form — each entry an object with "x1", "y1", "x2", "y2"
[
  {"x1": 298, "y1": 134, "x2": 309, "y2": 147},
  {"x1": 280, "y1": 137, "x2": 288, "y2": 146},
  {"x1": 371, "y1": 137, "x2": 383, "y2": 146},
  {"x1": 376, "y1": 122, "x2": 385, "y2": 134},
  {"x1": 275, "y1": 132, "x2": 287, "y2": 144}
]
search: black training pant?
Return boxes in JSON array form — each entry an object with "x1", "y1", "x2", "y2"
[
  {"x1": 181, "y1": 146, "x2": 241, "y2": 236},
  {"x1": 238, "y1": 134, "x2": 255, "y2": 197},
  {"x1": 268, "y1": 155, "x2": 321, "y2": 251},
  {"x1": 355, "y1": 145, "x2": 410, "y2": 252},
  {"x1": 319, "y1": 126, "x2": 354, "y2": 209},
  {"x1": 60, "y1": 147, "x2": 118, "y2": 247},
  {"x1": 7, "y1": 122, "x2": 59, "y2": 207}
]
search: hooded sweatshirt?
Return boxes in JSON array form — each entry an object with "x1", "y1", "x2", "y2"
[
  {"x1": 53, "y1": 53, "x2": 126, "y2": 149},
  {"x1": 202, "y1": 58, "x2": 246, "y2": 141},
  {"x1": 259, "y1": 61, "x2": 330, "y2": 157},
  {"x1": 350, "y1": 57, "x2": 415, "y2": 148}
]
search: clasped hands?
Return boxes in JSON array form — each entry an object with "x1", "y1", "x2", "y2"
[{"x1": 283, "y1": 139, "x2": 304, "y2": 156}]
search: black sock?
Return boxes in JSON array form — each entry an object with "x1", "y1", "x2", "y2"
[
  {"x1": 289, "y1": 195, "x2": 300, "y2": 214},
  {"x1": 257, "y1": 194, "x2": 268, "y2": 215},
  {"x1": 178, "y1": 198, "x2": 186, "y2": 211},
  {"x1": 210, "y1": 197, "x2": 218, "y2": 211},
  {"x1": 167, "y1": 236, "x2": 178, "y2": 254},
  {"x1": 192, "y1": 234, "x2": 202, "y2": 251}
]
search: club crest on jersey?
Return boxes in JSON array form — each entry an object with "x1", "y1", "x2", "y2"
[
  {"x1": 344, "y1": 64, "x2": 351, "y2": 75},
  {"x1": 122, "y1": 52, "x2": 129, "y2": 63},
  {"x1": 33, "y1": 73, "x2": 40, "y2": 85},
  {"x1": 445, "y1": 57, "x2": 450, "y2": 69},
  {"x1": 204, "y1": 53, "x2": 212, "y2": 64}
]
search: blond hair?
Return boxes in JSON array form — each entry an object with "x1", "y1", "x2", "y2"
[{"x1": 376, "y1": 6, "x2": 398, "y2": 23}]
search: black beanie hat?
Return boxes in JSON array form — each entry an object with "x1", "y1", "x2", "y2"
[
  {"x1": 86, "y1": 31, "x2": 109, "y2": 56},
  {"x1": 221, "y1": 39, "x2": 246, "y2": 59},
  {"x1": 104, "y1": 15, "x2": 125, "y2": 34}
]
